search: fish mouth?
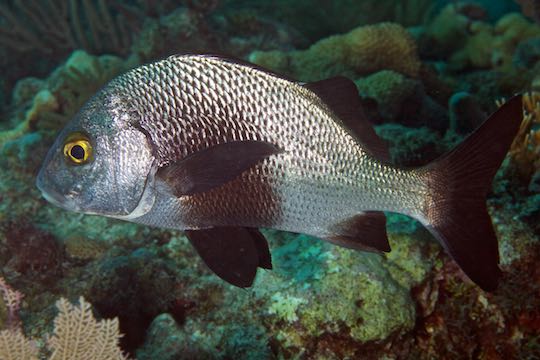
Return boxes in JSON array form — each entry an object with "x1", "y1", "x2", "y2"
[{"x1": 36, "y1": 175, "x2": 82, "y2": 213}]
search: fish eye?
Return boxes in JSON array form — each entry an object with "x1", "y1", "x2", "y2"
[{"x1": 63, "y1": 133, "x2": 93, "y2": 165}]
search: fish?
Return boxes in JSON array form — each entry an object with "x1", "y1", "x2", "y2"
[{"x1": 36, "y1": 54, "x2": 523, "y2": 290}]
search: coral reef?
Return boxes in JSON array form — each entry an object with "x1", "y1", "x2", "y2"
[
  {"x1": 0, "y1": 1, "x2": 539, "y2": 359},
  {"x1": 423, "y1": 5, "x2": 540, "y2": 71}
]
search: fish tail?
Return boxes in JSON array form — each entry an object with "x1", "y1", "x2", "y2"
[{"x1": 419, "y1": 95, "x2": 523, "y2": 291}]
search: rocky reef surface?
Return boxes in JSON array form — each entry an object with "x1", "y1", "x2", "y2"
[{"x1": 0, "y1": 1, "x2": 539, "y2": 359}]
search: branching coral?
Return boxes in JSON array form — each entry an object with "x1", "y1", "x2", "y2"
[
  {"x1": 0, "y1": 277, "x2": 23, "y2": 330},
  {"x1": 0, "y1": 297, "x2": 129, "y2": 360},
  {"x1": 0, "y1": 0, "x2": 133, "y2": 56}
]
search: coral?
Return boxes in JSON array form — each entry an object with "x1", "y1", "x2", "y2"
[
  {"x1": 249, "y1": 22, "x2": 421, "y2": 81},
  {"x1": 298, "y1": 248, "x2": 416, "y2": 344},
  {"x1": 0, "y1": 297, "x2": 128, "y2": 360},
  {"x1": 0, "y1": 277, "x2": 23, "y2": 330},
  {"x1": 0, "y1": 89, "x2": 57, "y2": 148},
  {"x1": 449, "y1": 21, "x2": 496, "y2": 70},
  {"x1": 492, "y1": 12, "x2": 540, "y2": 68},
  {"x1": 408, "y1": 238, "x2": 540, "y2": 359},
  {"x1": 267, "y1": 292, "x2": 307, "y2": 322},
  {"x1": 135, "y1": 313, "x2": 215, "y2": 360},
  {"x1": 345, "y1": 22, "x2": 421, "y2": 77},
  {"x1": 448, "y1": 11, "x2": 540, "y2": 71},
  {"x1": 355, "y1": 70, "x2": 420, "y2": 122},
  {"x1": 383, "y1": 232, "x2": 439, "y2": 289},
  {"x1": 0, "y1": 50, "x2": 127, "y2": 149},
  {"x1": 420, "y1": 2, "x2": 485, "y2": 58},
  {"x1": 49, "y1": 297, "x2": 127, "y2": 360},
  {"x1": 0, "y1": 329, "x2": 38, "y2": 360},
  {"x1": 505, "y1": 92, "x2": 540, "y2": 190}
]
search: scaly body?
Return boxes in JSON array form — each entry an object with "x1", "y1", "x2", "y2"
[{"x1": 107, "y1": 55, "x2": 426, "y2": 236}]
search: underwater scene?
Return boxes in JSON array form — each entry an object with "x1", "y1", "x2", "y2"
[{"x1": 0, "y1": 0, "x2": 539, "y2": 359}]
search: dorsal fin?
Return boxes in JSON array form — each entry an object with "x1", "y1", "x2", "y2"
[{"x1": 304, "y1": 77, "x2": 390, "y2": 162}]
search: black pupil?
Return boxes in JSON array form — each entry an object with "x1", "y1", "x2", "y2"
[{"x1": 70, "y1": 145, "x2": 85, "y2": 160}]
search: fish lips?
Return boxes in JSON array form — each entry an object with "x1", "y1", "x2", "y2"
[{"x1": 36, "y1": 167, "x2": 82, "y2": 213}]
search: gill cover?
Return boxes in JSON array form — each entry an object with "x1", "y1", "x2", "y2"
[{"x1": 37, "y1": 93, "x2": 156, "y2": 218}]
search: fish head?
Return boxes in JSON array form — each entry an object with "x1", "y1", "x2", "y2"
[{"x1": 36, "y1": 93, "x2": 156, "y2": 218}]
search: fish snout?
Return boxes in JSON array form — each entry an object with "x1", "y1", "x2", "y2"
[{"x1": 36, "y1": 165, "x2": 80, "y2": 212}]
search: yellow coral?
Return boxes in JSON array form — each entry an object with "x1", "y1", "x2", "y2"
[
  {"x1": 249, "y1": 22, "x2": 421, "y2": 81},
  {"x1": 344, "y1": 22, "x2": 421, "y2": 77},
  {"x1": 0, "y1": 297, "x2": 128, "y2": 360},
  {"x1": 0, "y1": 329, "x2": 38, "y2": 360},
  {"x1": 450, "y1": 12, "x2": 540, "y2": 70},
  {"x1": 450, "y1": 22, "x2": 496, "y2": 69},
  {"x1": 493, "y1": 12, "x2": 540, "y2": 68}
]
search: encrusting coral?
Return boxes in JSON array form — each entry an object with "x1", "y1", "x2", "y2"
[
  {"x1": 249, "y1": 22, "x2": 421, "y2": 81},
  {"x1": 0, "y1": 50, "x2": 127, "y2": 149}
]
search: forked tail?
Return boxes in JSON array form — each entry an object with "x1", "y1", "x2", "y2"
[{"x1": 420, "y1": 95, "x2": 523, "y2": 291}]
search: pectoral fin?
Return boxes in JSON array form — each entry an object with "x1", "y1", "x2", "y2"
[
  {"x1": 185, "y1": 227, "x2": 272, "y2": 287},
  {"x1": 327, "y1": 212, "x2": 390, "y2": 253},
  {"x1": 157, "y1": 140, "x2": 282, "y2": 196}
]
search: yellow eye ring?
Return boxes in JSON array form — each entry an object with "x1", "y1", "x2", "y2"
[{"x1": 63, "y1": 134, "x2": 93, "y2": 165}]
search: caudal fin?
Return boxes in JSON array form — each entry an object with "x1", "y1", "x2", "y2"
[{"x1": 421, "y1": 95, "x2": 523, "y2": 291}]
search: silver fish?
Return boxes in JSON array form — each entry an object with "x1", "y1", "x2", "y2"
[{"x1": 36, "y1": 55, "x2": 523, "y2": 290}]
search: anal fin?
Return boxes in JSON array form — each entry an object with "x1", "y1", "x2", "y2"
[{"x1": 327, "y1": 212, "x2": 390, "y2": 253}]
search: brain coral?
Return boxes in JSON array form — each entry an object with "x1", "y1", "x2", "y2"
[
  {"x1": 249, "y1": 22, "x2": 421, "y2": 82},
  {"x1": 344, "y1": 23, "x2": 421, "y2": 78}
]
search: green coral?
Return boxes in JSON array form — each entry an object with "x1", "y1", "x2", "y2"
[
  {"x1": 355, "y1": 70, "x2": 420, "y2": 121},
  {"x1": 300, "y1": 249, "x2": 416, "y2": 342},
  {"x1": 0, "y1": 50, "x2": 128, "y2": 149},
  {"x1": 383, "y1": 232, "x2": 439, "y2": 288},
  {"x1": 267, "y1": 292, "x2": 307, "y2": 322}
]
